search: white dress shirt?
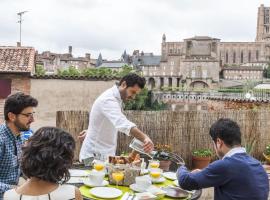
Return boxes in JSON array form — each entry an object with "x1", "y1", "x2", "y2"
[
  {"x1": 222, "y1": 147, "x2": 246, "y2": 160},
  {"x1": 79, "y1": 85, "x2": 136, "y2": 161}
]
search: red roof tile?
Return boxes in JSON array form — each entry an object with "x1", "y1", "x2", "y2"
[{"x1": 0, "y1": 46, "x2": 35, "y2": 73}]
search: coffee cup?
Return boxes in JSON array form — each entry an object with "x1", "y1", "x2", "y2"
[
  {"x1": 88, "y1": 171, "x2": 105, "y2": 186},
  {"x1": 135, "y1": 176, "x2": 151, "y2": 191}
]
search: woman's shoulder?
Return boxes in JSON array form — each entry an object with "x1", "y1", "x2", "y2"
[
  {"x1": 3, "y1": 188, "x2": 20, "y2": 200},
  {"x1": 50, "y1": 184, "x2": 76, "y2": 199},
  {"x1": 4, "y1": 185, "x2": 77, "y2": 200}
]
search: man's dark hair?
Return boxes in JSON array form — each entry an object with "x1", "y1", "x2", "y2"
[
  {"x1": 21, "y1": 127, "x2": 75, "y2": 184},
  {"x1": 119, "y1": 73, "x2": 146, "y2": 89},
  {"x1": 209, "y1": 118, "x2": 241, "y2": 147},
  {"x1": 4, "y1": 92, "x2": 38, "y2": 121}
]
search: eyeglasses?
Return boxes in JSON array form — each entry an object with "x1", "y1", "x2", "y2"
[{"x1": 19, "y1": 112, "x2": 35, "y2": 118}]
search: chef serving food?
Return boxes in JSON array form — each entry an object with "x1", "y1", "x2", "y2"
[{"x1": 79, "y1": 73, "x2": 154, "y2": 163}]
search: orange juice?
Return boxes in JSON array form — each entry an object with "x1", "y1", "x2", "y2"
[
  {"x1": 94, "y1": 163, "x2": 104, "y2": 171},
  {"x1": 150, "y1": 162, "x2": 159, "y2": 168},
  {"x1": 150, "y1": 171, "x2": 161, "y2": 179},
  {"x1": 112, "y1": 172, "x2": 124, "y2": 182}
]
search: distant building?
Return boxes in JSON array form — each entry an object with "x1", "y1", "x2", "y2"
[
  {"x1": 143, "y1": 4, "x2": 270, "y2": 90},
  {"x1": 96, "y1": 52, "x2": 131, "y2": 71},
  {"x1": 36, "y1": 46, "x2": 96, "y2": 73}
]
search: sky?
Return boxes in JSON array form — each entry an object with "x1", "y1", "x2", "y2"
[{"x1": 0, "y1": 0, "x2": 269, "y2": 60}]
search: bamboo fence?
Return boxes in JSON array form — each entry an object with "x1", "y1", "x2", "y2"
[{"x1": 56, "y1": 110, "x2": 270, "y2": 166}]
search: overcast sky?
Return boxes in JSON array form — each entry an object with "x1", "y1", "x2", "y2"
[{"x1": 0, "y1": 0, "x2": 269, "y2": 59}]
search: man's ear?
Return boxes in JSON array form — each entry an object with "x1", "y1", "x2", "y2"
[
  {"x1": 120, "y1": 81, "x2": 127, "y2": 89},
  {"x1": 216, "y1": 138, "x2": 223, "y2": 148},
  {"x1": 7, "y1": 112, "x2": 16, "y2": 122}
]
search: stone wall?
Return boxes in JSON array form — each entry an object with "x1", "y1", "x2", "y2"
[{"x1": 30, "y1": 78, "x2": 116, "y2": 130}]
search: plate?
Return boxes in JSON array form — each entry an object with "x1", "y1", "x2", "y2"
[
  {"x1": 173, "y1": 180, "x2": 179, "y2": 187},
  {"x1": 162, "y1": 186, "x2": 190, "y2": 198},
  {"x1": 67, "y1": 177, "x2": 83, "y2": 184},
  {"x1": 163, "y1": 172, "x2": 177, "y2": 180},
  {"x1": 130, "y1": 183, "x2": 148, "y2": 192},
  {"x1": 90, "y1": 187, "x2": 122, "y2": 199},
  {"x1": 69, "y1": 169, "x2": 89, "y2": 177},
  {"x1": 83, "y1": 179, "x2": 109, "y2": 187},
  {"x1": 141, "y1": 169, "x2": 149, "y2": 175}
]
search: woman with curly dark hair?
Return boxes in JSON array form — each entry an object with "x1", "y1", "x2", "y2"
[{"x1": 4, "y1": 127, "x2": 83, "y2": 200}]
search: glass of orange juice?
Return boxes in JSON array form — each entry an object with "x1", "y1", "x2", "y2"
[
  {"x1": 112, "y1": 171, "x2": 124, "y2": 188},
  {"x1": 149, "y1": 168, "x2": 163, "y2": 181},
  {"x1": 149, "y1": 160, "x2": 160, "y2": 169},
  {"x1": 93, "y1": 160, "x2": 105, "y2": 172}
]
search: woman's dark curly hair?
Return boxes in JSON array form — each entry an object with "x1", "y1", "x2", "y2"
[{"x1": 21, "y1": 127, "x2": 75, "y2": 184}]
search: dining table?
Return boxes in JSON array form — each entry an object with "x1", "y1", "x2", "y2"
[{"x1": 69, "y1": 167, "x2": 202, "y2": 200}]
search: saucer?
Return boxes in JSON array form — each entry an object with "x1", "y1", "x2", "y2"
[
  {"x1": 83, "y1": 179, "x2": 109, "y2": 187},
  {"x1": 130, "y1": 183, "x2": 150, "y2": 192},
  {"x1": 145, "y1": 175, "x2": 166, "y2": 184}
]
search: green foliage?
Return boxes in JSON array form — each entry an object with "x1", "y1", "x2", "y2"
[
  {"x1": 192, "y1": 149, "x2": 212, "y2": 157},
  {"x1": 218, "y1": 88, "x2": 244, "y2": 93},
  {"x1": 56, "y1": 65, "x2": 134, "y2": 78},
  {"x1": 57, "y1": 66, "x2": 80, "y2": 76},
  {"x1": 124, "y1": 89, "x2": 167, "y2": 111},
  {"x1": 264, "y1": 63, "x2": 270, "y2": 78},
  {"x1": 244, "y1": 137, "x2": 256, "y2": 155},
  {"x1": 264, "y1": 144, "x2": 270, "y2": 156},
  {"x1": 153, "y1": 144, "x2": 172, "y2": 161},
  {"x1": 35, "y1": 64, "x2": 46, "y2": 76}
]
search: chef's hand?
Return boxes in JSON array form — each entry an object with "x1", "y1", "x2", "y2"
[
  {"x1": 78, "y1": 130, "x2": 87, "y2": 142},
  {"x1": 143, "y1": 137, "x2": 154, "y2": 153}
]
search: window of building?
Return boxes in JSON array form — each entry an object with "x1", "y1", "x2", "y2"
[
  {"x1": 169, "y1": 49, "x2": 172, "y2": 54},
  {"x1": 240, "y1": 51, "x2": 244, "y2": 63},
  {"x1": 266, "y1": 26, "x2": 269, "y2": 33},
  {"x1": 0, "y1": 79, "x2": 11, "y2": 98},
  {"x1": 233, "y1": 51, "x2": 236, "y2": 63},
  {"x1": 225, "y1": 51, "x2": 228, "y2": 63},
  {"x1": 248, "y1": 51, "x2": 251, "y2": 62},
  {"x1": 256, "y1": 50, "x2": 259, "y2": 60}
]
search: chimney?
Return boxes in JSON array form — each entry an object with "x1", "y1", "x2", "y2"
[
  {"x1": 17, "y1": 42, "x2": 21, "y2": 47},
  {"x1": 85, "y1": 53, "x2": 91, "y2": 60},
  {"x1": 68, "y1": 46, "x2": 72, "y2": 54}
]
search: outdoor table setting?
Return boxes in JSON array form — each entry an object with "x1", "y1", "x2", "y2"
[{"x1": 68, "y1": 158, "x2": 202, "y2": 200}]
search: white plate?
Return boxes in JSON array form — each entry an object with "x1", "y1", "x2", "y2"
[
  {"x1": 83, "y1": 179, "x2": 109, "y2": 187},
  {"x1": 163, "y1": 172, "x2": 177, "y2": 180},
  {"x1": 69, "y1": 169, "x2": 89, "y2": 177},
  {"x1": 141, "y1": 169, "x2": 149, "y2": 175},
  {"x1": 67, "y1": 177, "x2": 83, "y2": 184},
  {"x1": 172, "y1": 181, "x2": 196, "y2": 194},
  {"x1": 90, "y1": 187, "x2": 122, "y2": 199},
  {"x1": 173, "y1": 180, "x2": 179, "y2": 187},
  {"x1": 130, "y1": 183, "x2": 148, "y2": 193}
]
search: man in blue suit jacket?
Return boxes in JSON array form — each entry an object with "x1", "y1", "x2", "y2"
[{"x1": 177, "y1": 118, "x2": 269, "y2": 200}]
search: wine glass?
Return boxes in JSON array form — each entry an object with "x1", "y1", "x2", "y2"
[{"x1": 112, "y1": 170, "x2": 124, "y2": 188}]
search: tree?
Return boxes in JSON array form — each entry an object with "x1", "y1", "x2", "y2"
[
  {"x1": 35, "y1": 64, "x2": 46, "y2": 76},
  {"x1": 266, "y1": 63, "x2": 270, "y2": 78},
  {"x1": 124, "y1": 88, "x2": 167, "y2": 111}
]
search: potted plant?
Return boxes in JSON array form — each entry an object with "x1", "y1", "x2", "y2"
[
  {"x1": 192, "y1": 149, "x2": 212, "y2": 169},
  {"x1": 153, "y1": 144, "x2": 172, "y2": 171},
  {"x1": 263, "y1": 144, "x2": 270, "y2": 164}
]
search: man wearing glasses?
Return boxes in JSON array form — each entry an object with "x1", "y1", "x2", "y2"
[{"x1": 0, "y1": 92, "x2": 38, "y2": 200}]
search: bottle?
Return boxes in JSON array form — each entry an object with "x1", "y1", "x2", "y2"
[{"x1": 129, "y1": 138, "x2": 157, "y2": 159}]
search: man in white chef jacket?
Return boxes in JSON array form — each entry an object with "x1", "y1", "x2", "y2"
[{"x1": 79, "y1": 73, "x2": 154, "y2": 162}]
